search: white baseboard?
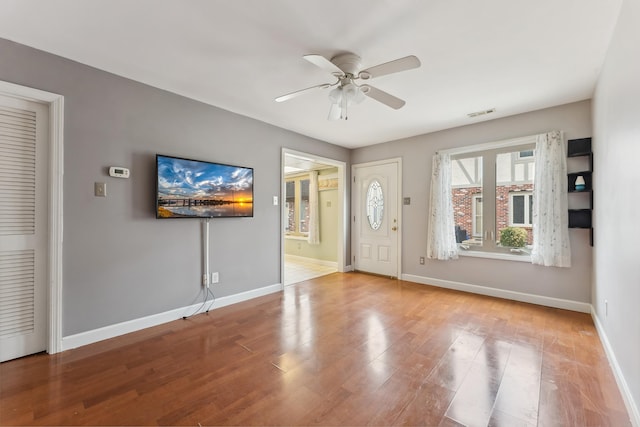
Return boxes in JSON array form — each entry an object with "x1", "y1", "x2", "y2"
[
  {"x1": 401, "y1": 274, "x2": 591, "y2": 313},
  {"x1": 61, "y1": 283, "x2": 283, "y2": 351},
  {"x1": 285, "y1": 254, "x2": 338, "y2": 269},
  {"x1": 591, "y1": 308, "x2": 640, "y2": 427}
]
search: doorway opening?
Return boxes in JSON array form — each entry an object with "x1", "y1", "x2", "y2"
[{"x1": 281, "y1": 149, "x2": 347, "y2": 286}]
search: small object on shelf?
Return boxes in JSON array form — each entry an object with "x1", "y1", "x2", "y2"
[{"x1": 574, "y1": 175, "x2": 586, "y2": 191}]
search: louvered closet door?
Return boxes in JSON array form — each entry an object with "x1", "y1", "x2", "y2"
[{"x1": 0, "y1": 95, "x2": 48, "y2": 362}]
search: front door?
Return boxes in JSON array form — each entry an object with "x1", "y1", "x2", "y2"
[
  {"x1": 0, "y1": 95, "x2": 48, "y2": 362},
  {"x1": 353, "y1": 160, "x2": 400, "y2": 277}
]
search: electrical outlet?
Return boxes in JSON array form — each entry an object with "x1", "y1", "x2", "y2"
[
  {"x1": 211, "y1": 272, "x2": 219, "y2": 284},
  {"x1": 202, "y1": 274, "x2": 208, "y2": 286},
  {"x1": 419, "y1": 257, "x2": 425, "y2": 265}
]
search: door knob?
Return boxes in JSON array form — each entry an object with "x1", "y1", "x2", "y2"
[{"x1": 392, "y1": 226, "x2": 398, "y2": 231}]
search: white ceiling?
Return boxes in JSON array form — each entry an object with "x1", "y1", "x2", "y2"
[{"x1": 0, "y1": 0, "x2": 623, "y2": 149}]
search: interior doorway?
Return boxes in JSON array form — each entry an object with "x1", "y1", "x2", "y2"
[
  {"x1": 0, "y1": 81, "x2": 64, "y2": 359},
  {"x1": 281, "y1": 149, "x2": 347, "y2": 286}
]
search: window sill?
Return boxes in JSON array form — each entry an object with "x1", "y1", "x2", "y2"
[
  {"x1": 458, "y1": 249, "x2": 531, "y2": 263},
  {"x1": 285, "y1": 235, "x2": 309, "y2": 241}
]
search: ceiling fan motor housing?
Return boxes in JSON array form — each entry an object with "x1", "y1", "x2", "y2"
[{"x1": 330, "y1": 53, "x2": 362, "y2": 77}]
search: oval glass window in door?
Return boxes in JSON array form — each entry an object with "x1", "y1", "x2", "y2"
[{"x1": 366, "y1": 180, "x2": 384, "y2": 230}]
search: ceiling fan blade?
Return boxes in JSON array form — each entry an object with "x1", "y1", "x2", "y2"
[
  {"x1": 359, "y1": 55, "x2": 421, "y2": 79},
  {"x1": 361, "y1": 85, "x2": 406, "y2": 110},
  {"x1": 275, "y1": 83, "x2": 332, "y2": 102},
  {"x1": 303, "y1": 54, "x2": 344, "y2": 75}
]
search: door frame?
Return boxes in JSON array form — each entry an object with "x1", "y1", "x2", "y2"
[
  {"x1": 352, "y1": 158, "x2": 403, "y2": 278},
  {"x1": 0, "y1": 80, "x2": 64, "y2": 354},
  {"x1": 281, "y1": 148, "x2": 348, "y2": 287}
]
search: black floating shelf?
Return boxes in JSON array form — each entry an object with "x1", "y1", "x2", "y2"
[
  {"x1": 568, "y1": 209, "x2": 592, "y2": 228},
  {"x1": 568, "y1": 137, "x2": 592, "y2": 157}
]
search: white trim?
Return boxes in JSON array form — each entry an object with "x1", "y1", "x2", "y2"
[
  {"x1": 47, "y1": 95, "x2": 64, "y2": 354},
  {"x1": 0, "y1": 81, "x2": 64, "y2": 355},
  {"x1": 458, "y1": 249, "x2": 532, "y2": 263},
  {"x1": 401, "y1": 274, "x2": 591, "y2": 313},
  {"x1": 440, "y1": 134, "x2": 540, "y2": 156},
  {"x1": 285, "y1": 254, "x2": 338, "y2": 269},
  {"x1": 351, "y1": 157, "x2": 403, "y2": 169},
  {"x1": 62, "y1": 283, "x2": 282, "y2": 351},
  {"x1": 284, "y1": 235, "x2": 309, "y2": 241},
  {"x1": 591, "y1": 308, "x2": 640, "y2": 427}
]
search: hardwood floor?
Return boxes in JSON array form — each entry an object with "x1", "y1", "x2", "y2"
[{"x1": 0, "y1": 273, "x2": 631, "y2": 426}]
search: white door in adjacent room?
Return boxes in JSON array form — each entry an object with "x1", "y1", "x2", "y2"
[
  {"x1": 352, "y1": 159, "x2": 400, "y2": 277},
  {"x1": 0, "y1": 95, "x2": 48, "y2": 362}
]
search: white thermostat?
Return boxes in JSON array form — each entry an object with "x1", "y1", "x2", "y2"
[{"x1": 109, "y1": 166, "x2": 130, "y2": 178}]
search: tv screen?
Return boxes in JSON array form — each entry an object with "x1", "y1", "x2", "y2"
[{"x1": 156, "y1": 154, "x2": 253, "y2": 218}]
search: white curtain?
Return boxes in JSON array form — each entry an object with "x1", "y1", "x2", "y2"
[
  {"x1": 307, "y1": 171, "x2": 320, "y2": 245},
  {"x1": 427, "y1": 153, "x2": 458, "y2": 260},
  {"x1": 531, "y1": 131, "x2": 571, "y2": 267}
]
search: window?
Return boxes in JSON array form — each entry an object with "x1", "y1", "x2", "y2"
[
  {"x1": 285, "y1": 176, "x2": 310, "y2": 236},
  {"x1": 299, "y1": 179, "x2": 310, "y2": 233},
  {"x1": 472, "y1": 195, "x2": 483, "y2": 238},
  {"x1": 517, "y1": 149, "x2": 534, "y2": 159},
  {"x1": 366, "y1": 180, "x2": 384, "y2": 230},
  {"x1": 509, "y1": 192, "x2": 533, "y2": 227},
  {"x1": 451, "y1": 138, "x2": 535, "y2": 254},
  {"x1": 452, "y1": 155, "x2": 483, "y2": 245}
]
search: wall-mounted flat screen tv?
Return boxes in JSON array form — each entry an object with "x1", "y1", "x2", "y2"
[{"x1": 156, "y1": 154, "x2": 253, "y2": 218}]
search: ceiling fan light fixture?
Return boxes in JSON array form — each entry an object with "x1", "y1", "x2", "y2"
[
  {"x1": 342, "y1": 82, "x2": 366, "y2": 105},
  {"x1": 329, "y1": 86, "x2": 342, "y2": 103},
  {"x1": 328, "y1": 102, "x2": 341, "y2": 121}
]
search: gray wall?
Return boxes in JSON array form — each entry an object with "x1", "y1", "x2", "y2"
[
  {"x1": 0, "y1": 38, "x2": 350, "y2": 336},
  {"x1": 353, "y1": 100, "x2": 593, "y2": 303},
  {"x1": 593, "y1": 0, "x2": 640, "y2": 416}
]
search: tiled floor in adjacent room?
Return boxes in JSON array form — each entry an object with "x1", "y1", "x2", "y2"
[{"x1": 284, "y1": 254, "x2": 337, "y2": 286}]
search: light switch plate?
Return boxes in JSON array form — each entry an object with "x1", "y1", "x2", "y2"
[{"x1": 95, "y1": 182, "x2": 106, "y2": 197}]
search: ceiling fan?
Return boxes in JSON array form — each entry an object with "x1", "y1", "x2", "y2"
[{"x1": 275, "y1": 52, "x2": 421, "y2": 120}]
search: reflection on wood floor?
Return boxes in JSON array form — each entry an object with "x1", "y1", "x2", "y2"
[
  {"x1": 284, "y1": 254, "x2": 337, "y2": 286},
  {"x1": 0, "y1": 273, "x2": 631, "y2": 426}
]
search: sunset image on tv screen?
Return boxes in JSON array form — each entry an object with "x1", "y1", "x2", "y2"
[{"x1": 156, "y1": 155, "x2": 253, "y2": 218}]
